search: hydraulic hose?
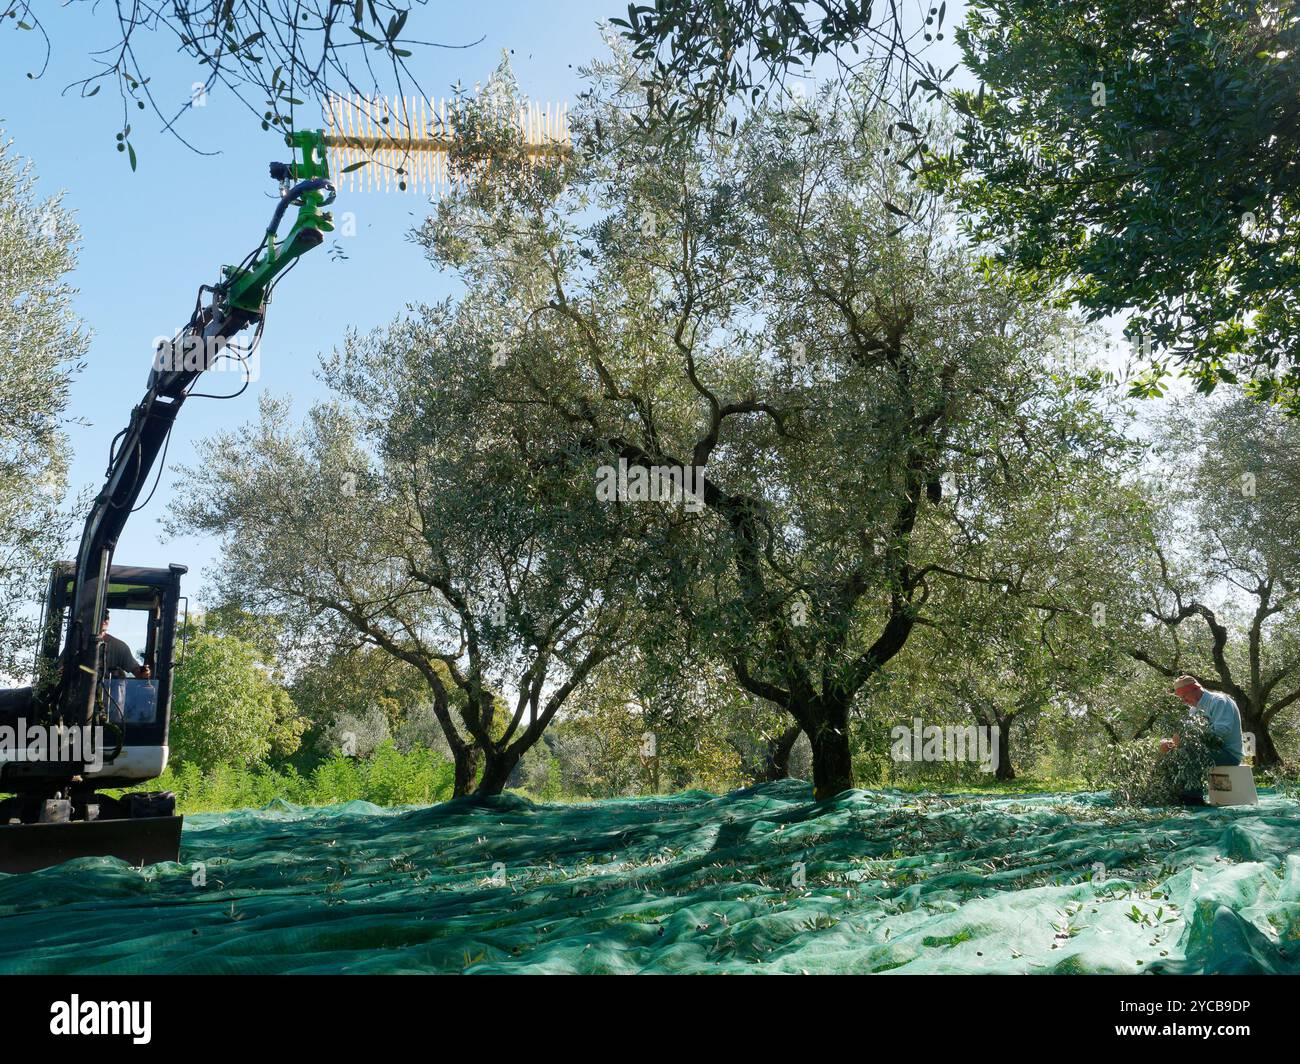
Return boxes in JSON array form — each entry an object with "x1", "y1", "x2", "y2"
[{"x1": 266, "y1": 178, "x2": 335, "y2": 240}]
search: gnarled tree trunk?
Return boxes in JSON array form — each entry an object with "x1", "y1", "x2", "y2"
[
  {"x1": 1242, "y1": 706, "x2": 1281, "y2": 769},
  {"x1": 760, "y1": 724, "x2": 803, "y2": 782},
  {"x1": 452, "y1": 745, "x2": 481, "y2": 797},
  {"x1": 995, "y1": 716, "x2": 1015, "y2": 780},
  {"x1": 475, "y1": 748, "x2": 521, "y2": 796},
  {"x1": 806, "y1": 702, "x2": 854, "y2": 800}
]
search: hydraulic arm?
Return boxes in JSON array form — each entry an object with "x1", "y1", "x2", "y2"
[{"x1": 54, "y1": 131, "x2": 334, "y2": 729}]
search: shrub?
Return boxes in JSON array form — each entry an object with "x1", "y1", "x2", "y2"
[
  {"x1": 170, "y1": 631, "x2": 305, "y2": 769},
  {"x1": 123, "y1": 744, "x2": 456, "y2": 813}
]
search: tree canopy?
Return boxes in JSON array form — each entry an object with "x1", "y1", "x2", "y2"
[
  {"x1": 169, "y1": 625, "x2": 305, "y2": 769},
  {"x1": 0, "y1": 137, "x2": 85, "y2": 677},
  {"x1": 1124, "y1": 396, "x2": 1300, "y2": 767},
  {"x1": 392, "y1": 57, "x2": 1150, "y2": 797},
  {"x1": 942, "y1": 0, "x2": 1300, "y2": 409},
  {"x1": 3, "y1": 0, "x2": 477, "y2": 163}
]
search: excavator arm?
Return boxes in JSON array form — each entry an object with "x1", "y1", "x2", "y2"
[{"x1": 53, "y1": 130, "x2": 334, "y2": 728}]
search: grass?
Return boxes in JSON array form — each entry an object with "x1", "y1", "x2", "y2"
[
  {"x1": 116, "y1": 746, "x2": 1098, "y2": 816},
  {"x1": 113, "y1": 743, "x2": 457, "y2": 813}
]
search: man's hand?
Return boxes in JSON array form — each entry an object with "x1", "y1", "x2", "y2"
[
  {"x1": 136, "y1": 664, "x2": 152, "y2": 680},
  {"x1": 1159, "y1": 738, "x2": 1174, "y2": 753}
]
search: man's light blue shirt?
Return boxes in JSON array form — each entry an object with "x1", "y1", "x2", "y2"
[{"x1": 1194, "y1": 690, "x2": 1244, "y2": 764}]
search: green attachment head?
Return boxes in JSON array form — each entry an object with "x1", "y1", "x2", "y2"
[
  {"x1": 223, "y1": 129, "x2": 335, "y2": 314},
  {"x1": 285, "y1": 128, "x2": 332, "y2": 183}
]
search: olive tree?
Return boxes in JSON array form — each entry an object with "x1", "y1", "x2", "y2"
[
  {"x1": 861, "y1": 402, "x2": 1147, "y2": 783},
  {"x1": 611, "y1": 0, "x2": 953, "y2": 136},
  {"x1": 1126, "y1": 397, "x2": 1300, "y2": 768},
  {"x1": 942, "y1": 0, "x2": 1300, "y2": 408},
  {"x1": 169, "y1": 359, "x2": 647, "y2": 795},
  {"x1": 0, "y1": 137, "x2": 86, "y2": 677},
  {"x1": 417, "y1": 57, "x2": 1139, "y2": 798}
]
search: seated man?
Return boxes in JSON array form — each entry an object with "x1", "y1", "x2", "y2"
[
  {"x1": 101, "y1": 613, "x2": 151, "y2": 680},
  {"x1": 1160, "y1": 675, "x2": 1243, "y2": 804}
]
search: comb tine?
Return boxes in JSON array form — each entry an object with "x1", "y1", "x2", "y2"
[
  {"x1": 340, "y1": 94, "x2": 350, "y2": 190},
  {"x1": 348, "y1": 93, "x2": 358, "y2": 191},
  {"x1": 379, "y1": 95, "x2": 386, "y2": 191},
  {"x1": 426, "y1": 95, "x2": 435, "y2": 196},
  {"x1": 401, "y1": 94, "x2": 409, "y2": 193},
  {"x1": 424, "y1": 95, "x2": 431, "y2": 196},
  {"x1": 391, "y1": 94, "x2": 399, "y2": 191},
  {"x1": 383, "y1": 95, "x2": 392, "y2": 194},
  {"x1": 408, "y1": 93, "x2": 418, "y2": 193},
  {"x1": 331, "y1": 95, "x2": 342, "y2": 185},
  {"x1": 330, "y1": 94, "x2": 340, "y2": 187},
  {"x1": 372, "y1": 94, "x2": 380, "y2": 194},
  {"x1": 348, "y1": 92, "x2": 358, "y2": 193},
  {"x1": 370, "y1": 94, "x2": 379, "y2": 194},
  {"x1": 352, "y1": 94, "x2": 362, "y2": 192},
  {"x1": 426, "y1": 96, "x2": 433, "y2": 197},
  {"x1": 352, "y1": 92, "x2": 361, "y2": 194},
  {"x1": 390, "y1": 93, "x2": 400, "y2": 191},
  {"x1": 363, "y1": 93, "x2": 373, "y2": 194},
  {"x1": 336, "y1": 95, "x2": 346, "y2": 188}
]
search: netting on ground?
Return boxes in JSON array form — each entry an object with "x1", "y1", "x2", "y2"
[{"x1": 0, "y1": 781, "x2": 1296, "y2": 973}]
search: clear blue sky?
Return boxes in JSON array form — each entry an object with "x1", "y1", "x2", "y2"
[{"x1": 0, "y1": 1, "x2": 613, "y2": 633}]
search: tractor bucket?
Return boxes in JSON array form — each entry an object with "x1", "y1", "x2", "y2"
[{"x1": 0, "y1": 816, "x2": 182, "y2": 874}]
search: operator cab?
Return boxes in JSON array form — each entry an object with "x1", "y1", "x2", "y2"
[
  {"x1": 1, "y1": 561, "x2": 187, "y2": 791},
  {"x1": 0, "y1": 562, "x2": 187, "y2": 871}
]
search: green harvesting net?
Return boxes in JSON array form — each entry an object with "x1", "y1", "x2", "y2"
[{"x1": 0, "y1": 781, "x2": 1296, "y2": 973}]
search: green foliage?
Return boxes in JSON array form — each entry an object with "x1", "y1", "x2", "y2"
[
  {"x1": 546, "y1": 662, "x2": 762, "y2": 798},
  {"x1": 11, "y1": 3, "x2": 432, "y2": 159},
  {"x1": 610, "y1": 2, "x2": 944, "y2": 136},
  {"x1": 0, "y1": 136, "x2": 86, "y2": 676},
  {"x1": 1122, "y1": 396, "x2": 1300, "y2": 768},
  {"x1": 289, "y1": 644, "x2": 435, "y2": 754},
  {"x1": 1257, "y1": 763, "x2": 1300, "y2": 799},
  {"x1": 509, "y1": 742, "x2": 564, "y2": 802},
  {"x1": 200, "y1": 604, "x2": 287, "y2": 664},
  {"x1": 170, "y1": 630, "x2": 306, "y2": 770},
  {"x1": 128, "y1": 743, "x2": 455, "y2": 813},
  {"x1": 945, "y1": 0, "x2": 1300, "y2": 407},
  {"x1": 1095, "y1": 722, "x2": 1221, "y2": 808},
  {"x1": 405, "y1": 61, "x2": 1145, "y2": 797},
  {"x1": 1170, "y1": 396, "x2": 1300, "y2": 579}
]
